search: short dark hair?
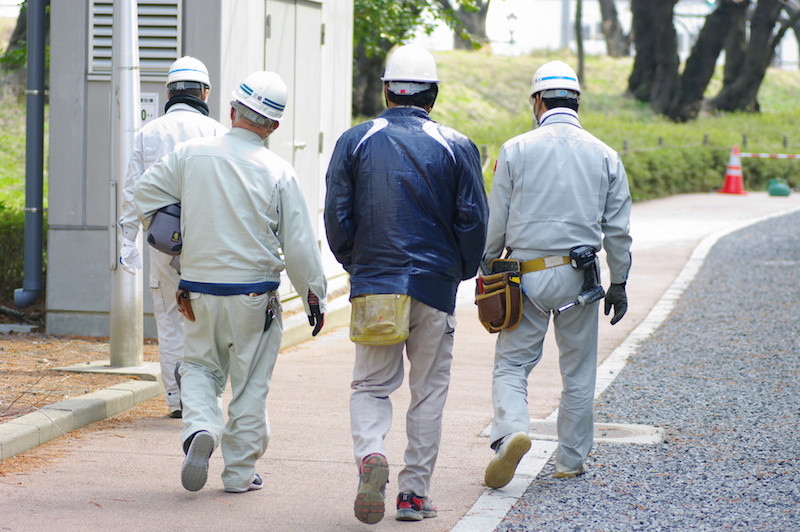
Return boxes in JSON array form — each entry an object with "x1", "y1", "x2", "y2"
[
  {"x1": 386, "y1": 83, "x2": 438, "y2": 109},
  {"x1": 541, "y1": 96, "x2": 579, "y2": 113},
  {"x1": 167, "y1": 88, "x2": 205, "y2": 100}
]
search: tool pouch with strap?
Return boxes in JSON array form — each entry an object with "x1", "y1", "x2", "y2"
[
  {"x1": 475, "y1": 259, "x2": 523, "y2": 334},
  {"x1": 175, "y1": 289, "x2": 195, "y2": 322}
]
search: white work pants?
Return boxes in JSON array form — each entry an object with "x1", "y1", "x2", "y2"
[
  {"x1": 490, "y1": 263, "x2": 598, "y2": 471},
  {"x1": 179, "y1": 291, "x2": 281, "y2": 492},
  {"x1": 149, "y1": 250, "x2": 183, "y2": 411},
  {"x1": 350, "y1": 299, "x2": 456, "y2": 497}
]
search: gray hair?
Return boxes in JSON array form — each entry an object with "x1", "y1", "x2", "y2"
[{"x1": 231, "y1": 100, "x2": 275, "y2": 128}]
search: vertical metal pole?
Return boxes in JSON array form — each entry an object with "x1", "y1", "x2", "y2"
[
  {"x1": 110, "y1": 0, "x2": 143, "y2": 367},
  {"x1": 13, "y1": 0, "x2": 46, "y2": 309},
  {"x1": 560, "y1": 0, "x2": 571, "y2": 50}
]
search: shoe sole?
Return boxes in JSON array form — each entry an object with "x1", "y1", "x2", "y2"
[
  {"x1": 554, "y1": 467, "x2": 585, "y2": 479},
  {"x1": 484, "y1": 433, "x2": 531, "y2": 489},
  {"x1": 181, "y1": 432, "x2": 214, "y2": 492},
  {"x1": 354, "y1": 455, "x2": 389, "y2": 524},
  {"x1": 225, "y1": 475, "x2": 263, "y2": 493},
  {"x1": 396, "y1": 508, "x2": 424, "y2": 521}
]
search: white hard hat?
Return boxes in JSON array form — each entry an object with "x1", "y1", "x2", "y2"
[
  {"x1": 231, "y1": 70, "x2": 287, "y2": 121},
  {"x1": 166, "y1": 56, "x2": 211, "y2": 88},
  {"x1": 531, "y1": 60, "x2": 581, "y2": 96},
  {"x1": 382, "y1": 44, "x2": 439, "y2": 95}
]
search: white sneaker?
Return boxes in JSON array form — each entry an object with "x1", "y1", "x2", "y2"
[
  {"x1": 225, "y1": 473, "x2": 263, "y2": 493},
  {"x1": 554, "y1": 463, "x2": 585, "y2": 478},
  {"x1": 181, "y1": 431, "x2": 214, "y2": 491},
  {"x1": 484, "y1": 432, "x2": 531, "y2": 489}
]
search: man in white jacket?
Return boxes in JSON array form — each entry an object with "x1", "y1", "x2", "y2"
[
  {"x1": 135, "y1": 70, "x2": 327, "y2": 494},
  {"x1": 482, "y1": 61, "x2": 632, "y2": 489},
  {"x1": 118, "y1": 56, "x2": 227, "y2": 418}
]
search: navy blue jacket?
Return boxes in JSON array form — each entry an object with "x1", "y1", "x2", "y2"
[{"x1": 324, "y1": 106, "x2": 489, "y2": 314}]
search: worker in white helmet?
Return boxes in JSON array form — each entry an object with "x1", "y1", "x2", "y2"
[
  {"x1": 118, "y1": 56, "x2": 227, "y2": 418},
  {"x1": 325, "y1": 43, "x2": 488, "y2": 524},
  {"x1": 134, "y1": 70, "x2": 327, "y2": 494},
  {"x1": 481, "y1": 60, "x2": 632, "y2": 488}
]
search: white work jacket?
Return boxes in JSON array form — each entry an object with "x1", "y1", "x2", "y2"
[
  {"x1": 119, "y1": 103, "x2": 228, "y2": 241},
  {"x1": 134, "y1": 127, "x2": 327, "y2": 314},
  {"x1": 483, "y1": 108, "x2": 632, "y2": 284}
]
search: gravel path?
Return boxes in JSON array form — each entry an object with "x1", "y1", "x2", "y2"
[{"x1": 497, "y1": 211, "x2": 800, "y2": 531}]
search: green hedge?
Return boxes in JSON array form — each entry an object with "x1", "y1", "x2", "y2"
[
  {"x1": 622, "y1": 146, "x2": 798, "y2": 202},
  {"x1": 0, "y1": 202, "x2": 47, "y2": 304}
]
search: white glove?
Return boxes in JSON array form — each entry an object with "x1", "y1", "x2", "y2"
[{"x1": 119, "y1": 235, "x2": 142, "y2": 274}]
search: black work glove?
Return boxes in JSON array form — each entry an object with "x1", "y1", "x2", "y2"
[
  {"x1": 604, "y1": 282, "x2": 627, "y2": 325},
  {"x1": 307, "y1": 290, "x2": 324, "y2": 336}
]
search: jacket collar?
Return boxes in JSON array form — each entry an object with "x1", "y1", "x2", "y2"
[
  {"x1": 379, "y1": 106, "x2": 430, "y2": 120},
  {"x1": 229, "y1": 127, "x2": 265, "y2": 145},
  {"x1": 539, "y1": 107, "x2": 582, "y2": 128}
]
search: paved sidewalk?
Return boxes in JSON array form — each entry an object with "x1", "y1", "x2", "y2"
[{"x1": 1, "y1": 192, "x2": 799, "y2": 531}]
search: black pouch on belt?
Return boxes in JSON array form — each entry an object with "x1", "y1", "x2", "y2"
[{"x1": 175, "y1": 289, "x2": 195, "y2": 322}]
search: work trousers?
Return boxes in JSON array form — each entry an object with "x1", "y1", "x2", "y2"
[
  {"x1": 490, "y1": 263, "x2": 598, "y2": 471},
  {"x1": 149, "y1": 250, "x2": 183, "y2": 412},
  {"x1": 350, "y1": 298, "x2": 455, "y2": 497},
  {"x1": 179, "y1": 291, "x2": 281, "y2": 492}
]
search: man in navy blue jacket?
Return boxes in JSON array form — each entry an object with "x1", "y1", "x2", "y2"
[{"x1": 325, "y1": 44, "x2": 488, "y2": 525}]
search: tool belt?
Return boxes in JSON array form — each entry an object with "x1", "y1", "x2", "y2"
[
  {"x1": 520, "y1": 255, "x2": 570, "y2": 273},
  {"x1": 475, "y1": 259, "x2": 523, "y2": 334},
  {"x1": 176, "y1": 289, "x2": 195, "y2": 322}
]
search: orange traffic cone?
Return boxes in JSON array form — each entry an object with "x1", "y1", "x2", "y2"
[{"x1": 718, "y1": 146, "x2": 747, "y2": 194}]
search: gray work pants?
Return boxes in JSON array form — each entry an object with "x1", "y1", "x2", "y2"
[
  {"x1": 179, "y1": 291, "x2": 281, "y2": 492},
  {"x1": 149, "y1": 249, "x2": 183, "y2": 411},
  {"x1": 350, "y1": 298, "x2": 456, "y2": 497},
  {"x1": 490, "y1": 263, "x2": 598, "y2": 470}
]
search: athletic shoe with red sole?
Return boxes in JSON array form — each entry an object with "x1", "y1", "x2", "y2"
[{"x1": 354, "y1": 453, "x2": 389, "y2": 524}]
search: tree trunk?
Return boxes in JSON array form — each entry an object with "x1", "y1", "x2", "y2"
[
  {"x1": 351, "y1": 41, "x2": 391, "y2": 118},
  {"x1": 649, "y1": 0, "x2": 680, "y2": 115},
  {"x1": 598, "y1": 0, "x2": 630, "y2": 57},
  {"x1": 711, "y1": 0, "x2": 783, "y2": 112},
  {"x1": 628, "y1": 0, "x2": 679, "y2": 114},
  {"x1": 668, "y1": 0, "x2": 750, "y2": 121},
  {"x1": 453, "y1": 1, "x2": 491, "y2": 50},
  {"x1": 627, "y1": 0, "x2": 657, "y2": 101}
]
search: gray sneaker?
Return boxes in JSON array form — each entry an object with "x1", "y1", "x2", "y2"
[
  {"x1": 484, "y1": 431, "x2": 531, "y2": 489},
  {"x1": 181, "y1": 431, "x2": 214, "y2": 491},
  {"x1": 395, "y1": 492, "x2": 437, "y2": 521},
  {"x1": 554, "y1": 463, "x2": 586, "y2": 478},
  {"x1": 225, "y1": 473, "x2": 263, "y2": 493},
  {"x1": 354, "y1": 453, "x2": 389, "y2": 524}
]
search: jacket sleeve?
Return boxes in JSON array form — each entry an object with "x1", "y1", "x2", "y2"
[
  {"x1": 453, "y1": 139, "x2": 489, "y2": 279},
  {"x1": 133, "y1": 150, "x2": 182, "y2": 229},
  {"x1": 323, "y1": 136, "x2": 356, "y2": 271},
  {"x1": 601, "y1": 153, "x2": 633, "y2": 284},
  {"x1": 119, "y1": 133, "x2": 146, "y2": 241},
  {"x1": 278, "y1": 172, "x2": 328, "y2": 314},
  {"x1": 482, "y1": 145, "x2": 512, "y2": 271}
]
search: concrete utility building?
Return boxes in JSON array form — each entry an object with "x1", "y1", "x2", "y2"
[{"x1": 46, "y1": 0, "x2": 353, "y2": 336}]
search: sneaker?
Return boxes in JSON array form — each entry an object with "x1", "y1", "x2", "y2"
[
  {"x1": 354, "y1": 453, "x2": 389, "y2": 524},
  {"x1": 169, "y1": 409, "x2": 182, "y2": 419},
  {"x1": 484, "y1": 431, "x2": 531, "y2": 489},
  {"x1": 395, "y1": 492, "x2": 437, "y2": 521},
  {"x1": 225, "y1": 473, "x2": 263, "y2": 493},
  {"x1": 554, "y1": 463, "x2": 586, "y2": 479},
  {"x1": 181, "y1": 430, "x2": 214, "y2": 492}
]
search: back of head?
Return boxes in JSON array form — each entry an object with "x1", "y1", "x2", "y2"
[
  {"x1": 167, "y1": 56, "x2": 211, "y2": 92},
  {"x1": 530, "y1": 60, "x2": 580, "y2": 110},
  {"x1": 231, "y1": 70, "x2": 287, "y2": 127},
  {"x1": 382, "y1": 44, "x2": 440, "y2": 108}
]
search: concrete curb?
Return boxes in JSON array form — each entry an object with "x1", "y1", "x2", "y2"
[
  {"x1": 0, "y1": 380, "x2": 163, "y2": 460},
  {"x1": 0, "y1": 296, "x2": 353, "y2": 462}
]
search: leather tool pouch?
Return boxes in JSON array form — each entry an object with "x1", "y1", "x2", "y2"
[
  {"x1": 176, "y1": 289, "x2": 195, "y2": 322},
  {"x1": 475, "y1": 259, "x2": 523, "y2": 334}
]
